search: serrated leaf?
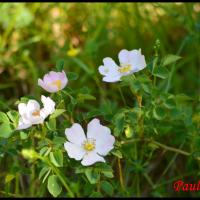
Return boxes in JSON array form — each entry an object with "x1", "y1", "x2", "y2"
[
  {"x1": 47, "y1": 175, "x2": 62, "y2": 197},
  {"x1": 163, "y1": 54, "x2": 181, "y2": 66}
]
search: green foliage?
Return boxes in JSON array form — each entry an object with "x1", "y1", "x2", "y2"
[
  {"x1": 0, "y1": 2, "x2": 199, "y2": 198},
  {"x1": 47, "y1": 175, "x2": 62, "y2": 197}
]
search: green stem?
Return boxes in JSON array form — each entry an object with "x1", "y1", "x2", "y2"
[
  {"x1": 121, "y1": 138, "x2": 200, "y2": 161},
  {"x1": 0, "y1": 191, "x2": 22, "y2": 198},
  {"x1": 143, "y1": 173, "x2": 155, "y2": 189},
  {"x1": 118, "y1": 86, "x2": 126, "y2": 106},
  {"x1": 118, "y1": 158, "x2": 125, "y2": 190}
]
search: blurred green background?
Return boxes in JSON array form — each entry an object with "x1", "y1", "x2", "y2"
[{"x1": 0, "y1": 3, "x2": 199, "y2": 110}]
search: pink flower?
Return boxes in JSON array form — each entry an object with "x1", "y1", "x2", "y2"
[{"x1": 38, "y1": 71, "x2": 68, "y2": 93}]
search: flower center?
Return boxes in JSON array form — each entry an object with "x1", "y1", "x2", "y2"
[
  {"x1": 118, "y1": 64, "x2": 132, "y2": 73},
  {"x1": 83, "y1": 139, "x2": 96, "y2": 151},
  {"x1": 51, "y1": 80, "x2": 62, "y2": 90},
  {"x1": 32, "y1": 110, "x2": 40, "y2": 116}
]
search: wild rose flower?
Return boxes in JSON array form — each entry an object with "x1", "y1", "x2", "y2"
[
  {"x1": 64, "y1": 118, "x2": 115, "y2": 166},
  {"x1": 98, "y1": 49, "x2": 146, "y2": 82},
  {"x1": 17, "y1": 95, "x2": 55, "y2": 130},
  {"x1": 38, "y1": 71, "x2": 68, "y2": 93}
]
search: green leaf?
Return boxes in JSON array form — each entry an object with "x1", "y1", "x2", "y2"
[
  {"x1": 112, "y1": 150, "x2": 123, "y2": 159},
  {"x1": 77, "y1": 93, "x2": 96, "y2": 102},
  {"x1": 163, "y1": 98, "x2": 176, "y2": 109},
  {"x1": 153, "y1": 66, "x2": 169, "y2": 79},
  {"x1": 175, "y1": 94, "x2": 194, "y2": 102},
  {"x1": 47, "y1": 175, "x2": 62, "y2": 197},
  {"x1": 153, "y1": 106, "x2": 166, "y2": 120},
  {"x1": 49, "y1": 150, "x2": 63, "y2": 167},
  {"x1": 85, "y1": 168, "x2": 100, "y2": 184},
  {"x1": 0, "y1": 123, "x2": 13, "y2": 138},
  {"x1": 56, "y1": 59, "x2": 65, "y2": 71},
  {"x1": 42, "y1": 169, "x2": 51, "y2": 183},
  {"x1": 7, "y1": 110, "x2": 19, "y2": 126},
  {"x1": 90, "y1": 192, "x2": 103, "y2": 197},
  {"x1": 99, "y1": 164, "x2": 114, "y2": 178},
  {"x1": 50, "y1": 109, "x2": 66, "y2": 119},
  {"x1": 53, "y1": 137, "x2": 66, "y2": 148},
  {"x1": 100, "y1": 181, "x2": 113, "y2": 196},
  {"x1": 46, "y1": 118, "x2": 56, "y2": 131},
  {"x1": 163, "y1": 54, "x2": 181, "y2": 66},
  {"x1": 5, "y1": 174, "x2": 15, "y2": 183},
  {"x1": 67, "y1": 72, "x2": 79, "y2": 80},
  {"x1": 39, "y1": 166, "x2": 50, "y2": 180},
  {"x1": 113, "y1": 112, "x2": 125, "y2": 137},
  {"x1": 0, "y1": 112, "x2": 9, "y2": 123},
  {"x1": 20, "y1": 131, "x2": 28, "y2": 140}
]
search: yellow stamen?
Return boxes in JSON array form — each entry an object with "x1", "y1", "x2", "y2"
[
  {"x1": 118, "y1": 65, "x2": 132, "y2": 73},
  {"x1": 32, "y1": 110, "x2": 40, "y2": 116},
  {"x1": 83, "y1": 139, "x2": 95, "y2": 151},
  {"x1": 51, "y1": 80, "x2": 62, "y2": 90}
]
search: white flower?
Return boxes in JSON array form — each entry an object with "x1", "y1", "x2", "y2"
[
  {"x1": 16, "y1": 95, "x2": 55, "y2": 130},
  {"x1": 98, "y1": 49, "x2": 146, "y2": 82},
  {"x1": 64, "y1": 118, "x2": 115, "y2": 166}
]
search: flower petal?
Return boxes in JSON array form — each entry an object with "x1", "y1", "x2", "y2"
[
  {"x1": 18, "y1": 103, "x2": 27, "y2": 116},
  {"x1": 102, "y1": 74, "x2": 121, "y2": 83},
  {"x1": 87, "y1": 118, "x2": 115, "y2": 156},
  {"x1": 16, "y1": 117, "x2": 32, "y2": 130},
  {"x1": 98, "y1": 57, "x2": 119, "y2": 76},
  {"x1": 81, "y1": 151, "x2": 105, "y2": 166},
  {"x1": 65, "y1": 123, "x2": 86, "y2": 146},
  {"x1": 64, "y1": 142, "x2": 85, "y2": 161},
  {"x1": 59, "y1": 71, "x2": 68, "y2": 89},
  {"x1": 41, "y1": 95, "x2": 55, "y2": 116},
  {"x1": 118, "y1": 49, "x2": 130, "y2": 65},
  {"x1": 129, "y1": 49, "x2": 146, "y2": 72},
  {"x1": 27, "y1": 100, "x2": 40, "y2": 113}
]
